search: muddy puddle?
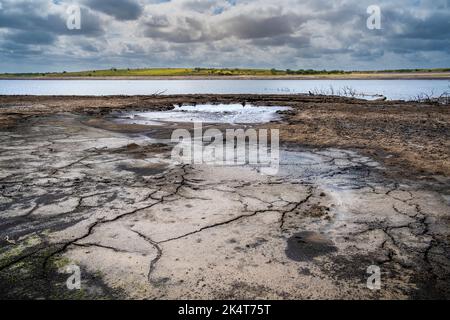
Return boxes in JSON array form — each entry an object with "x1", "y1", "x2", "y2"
[
  {"x1": 113, "y1": 103, "x2": 291, "y2": 125},
  {"x1": 286, "y1": 231, "x2": 337, "y2": 262},
  {"x1": 117, "y1": 163, "x2": 168, "y2": 177}
]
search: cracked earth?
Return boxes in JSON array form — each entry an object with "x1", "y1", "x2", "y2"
[{"x1": 0, "y1": 96, "x2": 449, "y2": 299}]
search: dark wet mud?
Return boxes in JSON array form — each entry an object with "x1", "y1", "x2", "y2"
[{"x1": 286, "y1": 232, "x2": 337, "y2": 262}]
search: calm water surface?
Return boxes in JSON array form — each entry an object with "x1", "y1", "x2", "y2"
[{"x1": 0, "y1": 79, "x2": 449, "y2": 100}]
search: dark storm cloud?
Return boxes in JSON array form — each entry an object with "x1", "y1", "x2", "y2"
[
  {"x1": 251, "y1": 35, "x2": 311, "y2": 49},
  {"x1": 83, "y1": 0, "x2": 143, "y2": 21},
  {"x1": 60, "y1": 7, "x2": 105, "y2": 36},
  {"x1": 0, "y1": 9, "x2": 61, "y2": 31},
  {"x1": 141, "y1": 11, "x2": 305, "y2": 43},
  {"x1": 78, "y1": 41, "x2": 101, "y2": 52},
  {"x1": 0, "y1": 2, "x2": 103, "y2": 38},
  {"x1": 350, "y1": 48, "x2": 385, "y2": 60},
  {"x1": 387, "y1": 38, "x2": 450, "y2": 54},
  {"x1": 222, "y1": 14, "x2": 304, "y2": 39},
  {"x1": 4, "y1": 30, "x2": 56, "y2": 45},
  {"x1": 143, "y1": 16, "x2": 211, "y2": 43},
  {"x1": 386, "y1": 10, "x2": 450, "y2": 40},
  {"x1": 0, "y1": 41, "x2": 44, "y2": 56}
]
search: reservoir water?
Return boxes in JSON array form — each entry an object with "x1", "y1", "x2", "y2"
[{"x1": 0, "y1": 79, "x2": 449, "y2": 101}]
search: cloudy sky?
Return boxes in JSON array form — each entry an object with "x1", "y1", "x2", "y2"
[{"x1": 0, "y1": 0, "x2": 449, "y2": 72}]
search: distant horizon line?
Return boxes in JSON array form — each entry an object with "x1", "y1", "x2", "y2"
[{"x1": 1, "y1": 67, "x2": 450, "y2": 75}]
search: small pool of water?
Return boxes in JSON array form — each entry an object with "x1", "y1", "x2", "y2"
[{"x1": 115, "y1": 104, "x2": 291, "y2": 125}]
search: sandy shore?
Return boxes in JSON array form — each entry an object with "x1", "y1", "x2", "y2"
[{"x1": 0, "y1": 94, "x2": 449, "y2": 299}]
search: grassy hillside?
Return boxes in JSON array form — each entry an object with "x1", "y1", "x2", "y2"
[{"x1": 1, "y1": 67, "x2": 449, "y2": 78}]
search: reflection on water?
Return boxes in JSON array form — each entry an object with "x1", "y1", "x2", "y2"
[{"x1": 0, "y1": 79, "x2": 449, "y2": 100}]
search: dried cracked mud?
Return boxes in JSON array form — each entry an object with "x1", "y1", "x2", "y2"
[{"x1": 0, "y1": 95, "x2": 449, "y2": 299}]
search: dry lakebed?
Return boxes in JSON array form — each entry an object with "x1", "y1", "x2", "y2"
[{"x1": 0, "y1": 94, "x2": 449, "y2": 299}]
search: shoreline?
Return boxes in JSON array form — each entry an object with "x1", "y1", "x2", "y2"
[
  {"x1": 1, "y1": 72, "x2": 450, "y2": 81},
  {"x1": 0, "y1": 94, "x2": 448, "y2": 176}
]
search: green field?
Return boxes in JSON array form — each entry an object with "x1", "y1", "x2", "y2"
[{"x1": 1, "y1": 67, "x2": 449, "y2": 78}]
